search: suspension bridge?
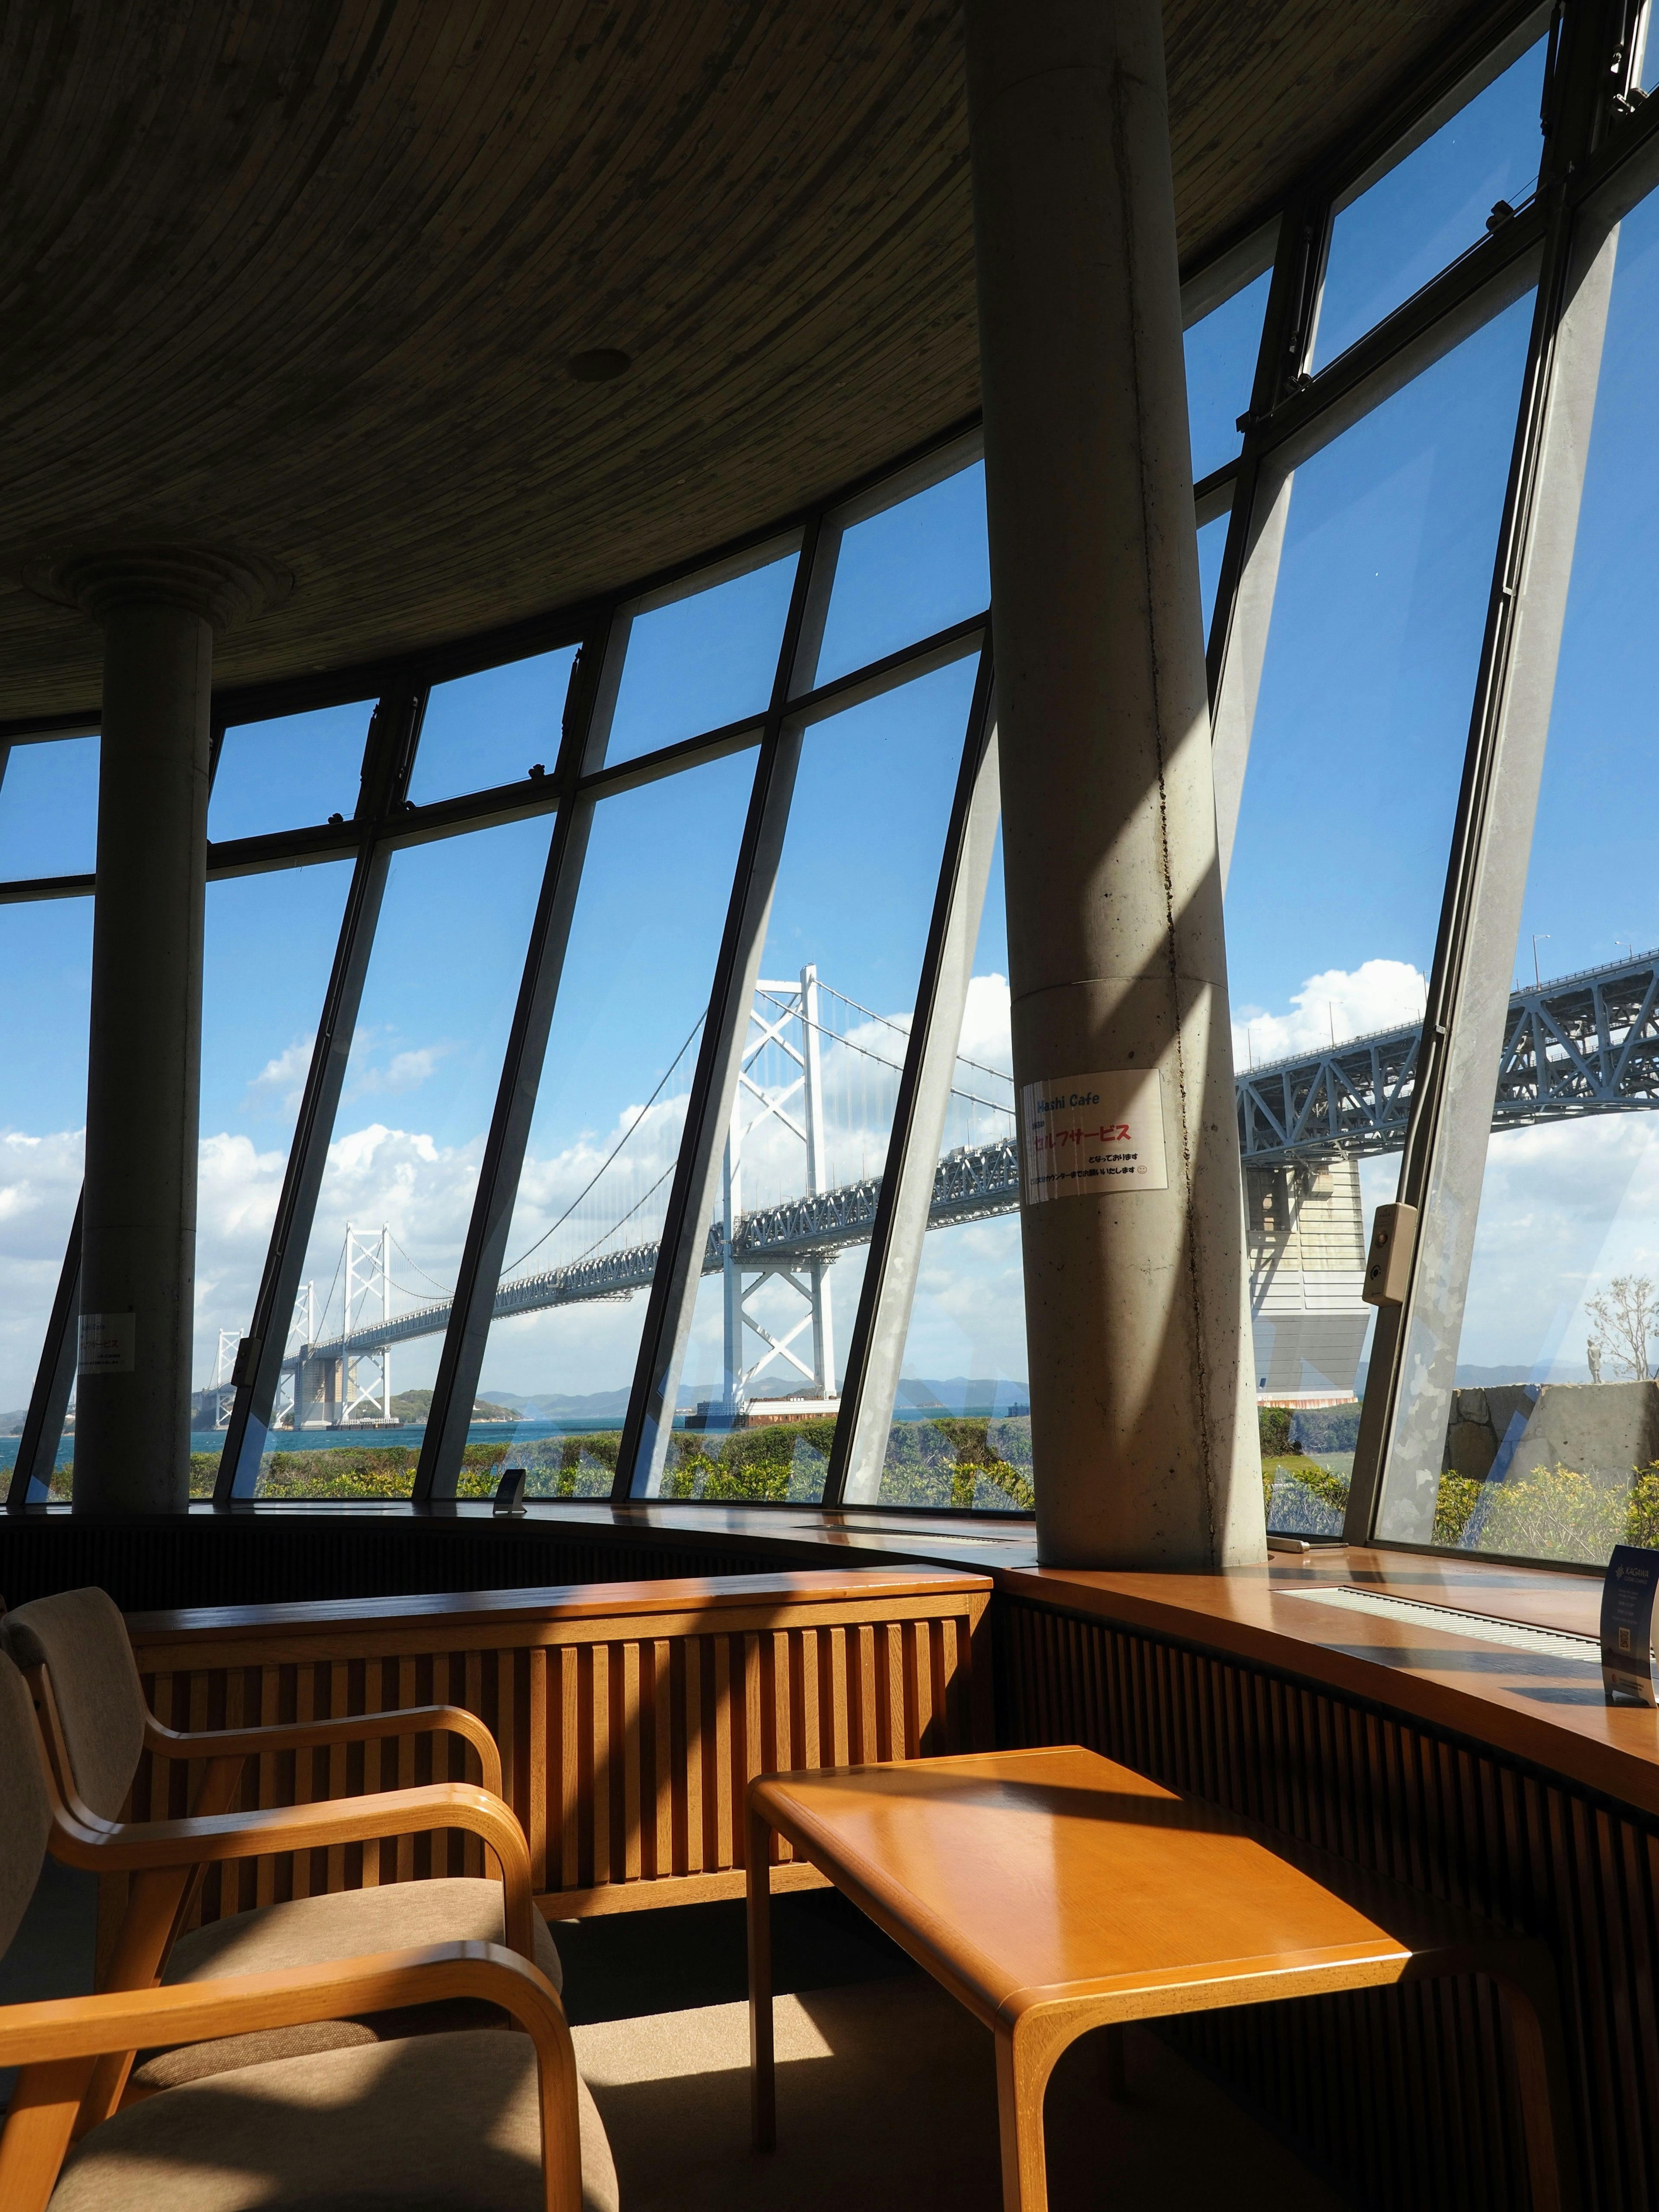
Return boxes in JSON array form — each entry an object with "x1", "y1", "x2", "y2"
[{"x1": 205, "y1": 946, "x2": 1659, "y2": 1427}]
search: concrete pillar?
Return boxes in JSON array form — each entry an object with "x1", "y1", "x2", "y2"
[
  {"x1": 25, "y1": 545, "x2": 287, "y2": 1513},
  {"x1": 966, "y1": 0, "x2": 1265, "y2": 1567}
]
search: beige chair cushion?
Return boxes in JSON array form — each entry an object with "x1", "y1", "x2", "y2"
[
  {"x1": 0, "y1": 1586, "x2": 146, "y2": 1820},
  {"x1": 0, "y1": 1652, "x2": 53, "y2": 1955},
  {"x1": 52, "y1": 2025, "x2": 619, "y2": 2212},
  {"x1": 132, "y1": 1878, "x2": 564, "y2": 2091}
]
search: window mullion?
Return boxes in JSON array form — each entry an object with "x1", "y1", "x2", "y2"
[
  {"x1": 411, "y1": 629, "x2": 615, "y2": 1503},
  {"x1": 825, "y1": 648, "x2": 998, "y2": 1507},
  {"x1": 614, "y1": 521, "x2": 827, "y2": 1498},
  {"x1": 213, "y1": 693, "x2": 417, "y2": 1502}
]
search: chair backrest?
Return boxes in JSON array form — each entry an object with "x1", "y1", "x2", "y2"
[
  {"x1": 0, "y1": 1650, "x2": 53, "y2": 1958},
  {"x1": 0, "y1": 1586, "x2": 147, "y2": 1821}
]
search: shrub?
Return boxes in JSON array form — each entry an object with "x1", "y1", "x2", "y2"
[
  {"x1": 1257, "y1": 1405, "x2": 1292, "y2": 1457},
  {"x1": 1431, "y1": 1458, "x2": 1659, "y2": 1563}
]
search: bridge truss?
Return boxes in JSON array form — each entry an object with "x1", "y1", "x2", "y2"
[{"x1": 1236, "y1": 948, "x2": 1659, "y2": 1167}]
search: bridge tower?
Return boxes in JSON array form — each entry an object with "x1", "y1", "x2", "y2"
[
  {"x1": 341, "y1": 1224, "x2": 393, "y2": 1424},
  {"x1": 718, "y1": 964, "x2": 837, "y2": 1419},
  {"x1": 211, "y1": 1329, "x2": 241, "y2": 1429}
]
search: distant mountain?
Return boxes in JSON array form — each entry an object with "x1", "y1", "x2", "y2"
[
  {"x1": 474, "y1": 1378, "x2": 1031, "y2": 1419},
  {"x1": 0, "y1": 1409, "x2": 27, "y2": 1436},
  {"x1": 475, "y1": 1386, "x2": 633, "y2": 1418},
  {"x1": 1454, "y1": 1363, "x2": 1591, "y2": 1387},
  {"x1": 1355, "y1": 1360, "x2": 1593, "y2": 1395}
]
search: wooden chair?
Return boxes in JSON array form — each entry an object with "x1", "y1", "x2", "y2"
[
  {"x1": 0, "y1": 1587, "x2": 564, "y2": 2127},
  {"x1": 0, "y1": 1649, "x2": 614, "y2": 2212}
]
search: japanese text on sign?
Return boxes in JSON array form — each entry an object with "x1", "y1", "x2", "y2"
[
  {"x1": 1020, "y1": 1069, "x2": 1168, "y2": 1201},
  {"x1": 78, "y1": 1312, "x2": 135, "y2": 1375}
]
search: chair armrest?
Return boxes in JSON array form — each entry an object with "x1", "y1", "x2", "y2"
[
  {"x1": 143, "y1": 1702, "x2": 504, "y2": 1799},
  {"x1": 54, "y1": 1783, "x2": 537, "y2": 1957},
  {"x1": 0, "y1": 1942, "x2": 582, "y2": 2212}
]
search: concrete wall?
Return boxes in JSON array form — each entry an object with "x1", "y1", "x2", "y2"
[{"x1": 1443, "y1": 1379, "x2": 1659, "y2": 1483}]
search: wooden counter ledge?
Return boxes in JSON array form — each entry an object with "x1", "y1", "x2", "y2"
[{"x1": 997, "y1": 1545, "x2": 1659, "y2": 1820}]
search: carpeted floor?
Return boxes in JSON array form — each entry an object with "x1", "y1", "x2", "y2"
[{"x1": 573, "y1": 1980, "x2": 1351, "y2": 2212}]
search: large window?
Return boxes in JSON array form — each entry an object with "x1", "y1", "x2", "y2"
[
  {"x1": 667, "y1": 658, "x2": 979, "y2": 1503},
  {"x1": 471, "y1": 757, "x2": 753, "y2": 1497},
  {"x1": 1376, "y1": 169, "x2": 1659, "y2": 1564}
]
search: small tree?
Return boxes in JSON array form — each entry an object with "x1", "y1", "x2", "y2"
[{"x1": 1586, "y1": 1275, "x2": 1659, "y2": 1380}]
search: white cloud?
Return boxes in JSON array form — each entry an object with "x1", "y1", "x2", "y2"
[
  {"x1": 1454, "y1": 1115, "x2": 1659, "y2": 1373},
  {"x1": 242, "y1": 1036, "x2": 314, "y2": 1119},
  {"x1": 0, "y1": 1127, "x2": 84, "y2": 1406},
  {"x1": 1233, "y1": 958, "x2": 1427, "y2": 1069},
  {"x1": 957, "y1": 973, "x2": 1012, "y2": 1076}
]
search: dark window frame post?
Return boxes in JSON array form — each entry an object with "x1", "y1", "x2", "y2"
[
  {"x1": 411, "y1": 630, "x2": 616, "y2": 1503},
  {"x1": 213, "y1": 692, "x2": 420, "y2": 1502}
]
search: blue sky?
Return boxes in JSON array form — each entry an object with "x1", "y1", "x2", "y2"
[{"x1": 5, "y1": 43, "x2": 1656, "y2": 1443}]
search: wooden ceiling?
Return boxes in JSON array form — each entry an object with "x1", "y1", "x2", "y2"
[{"x1": 0, "y1": 1, "x2": 1516, "y2": 718}]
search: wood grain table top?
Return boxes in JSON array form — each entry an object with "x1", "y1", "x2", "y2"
[{"x1": 751, "y1": 1745, "x2": 1511, "y2": 2029}]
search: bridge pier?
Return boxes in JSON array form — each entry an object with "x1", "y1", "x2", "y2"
[{"x1": 967, "y1": 0, "x2": 1263, "y2": 1567}]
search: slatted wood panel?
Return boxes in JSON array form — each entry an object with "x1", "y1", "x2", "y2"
[
  {"x1": 995, "y1": 1594, "x2": 1659, "y2": 2212},
  {"x1": 125, "y1": 1575, "x2": 989, "y2": 1936}
]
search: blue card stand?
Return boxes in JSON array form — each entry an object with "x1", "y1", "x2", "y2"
[
  {"x1": 493, "y1": 1466, "x2": 528, "y2": 1518},
  {"x1": 1600, "y1": 1544, "x2": 1659, "y2": 1708}
]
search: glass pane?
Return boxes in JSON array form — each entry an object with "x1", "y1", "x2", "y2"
[
  {"x1": 190, "y1": 862, "x2": 354, "y2": 1496},
  {"x1": 873, "y1": 825, "x2": 1030, "y2": 1512},
  {"x1": 409, "y1": 649, "x2": 576, "y2": 806},
  {"x1": 1226, "y1": 294, "x2": 1532, "y2": 1537},
  {"x1": 466, "y1": 753, "x2": 755, "y2": 1499},
  {"x1": 1314, "y1": 37, "x2": 1547, "y2": 368},
  {"x1": 0, "y1": 898, "x2": 92, "y2": 1500},
  {"x1": 0, "y1": 737, "x2": 99, "y2": 880},
  {"x1": 813, "y1": 465, "x2": 990, "y2": 689},
  {"x1": 210, "y1": 703, "x2": 370, "y2": 841},
  {"x1": 1198, "y1": 512, "x2": 1228, "y2": 643},
  {"x1": 604, "y1": 555, "x2": 797, "y2": 768},
  {"x1": 256, "y1": 818, "x2": 552, "y2": 1497},
  {"x1": 1384, "y1": 185, "x2": 1659, "y2": 1564},
  {"x1": 1185, "y1": 269, "x2": 1270, "y2": 482},
  {"x1": 664, "y1": 658, "x2": 979, "y2": 1501}
]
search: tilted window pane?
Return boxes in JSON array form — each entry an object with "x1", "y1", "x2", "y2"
[
  {"x1": 1225, "y1": 294, "x2": 1532, "y2": 1536},
  {"x1": 468, "y1": 752, "x2": 754, "y2": 1498},
  {"x1": 191, "y1": 861, "x2": 354, "y2": 1497},
  {"x1": 0, "y1": 736, "x2": 99, "y2": 879},
  {"x1": 210, "y1": 702, "x2": 371, "y2": 840},
  {"x1": 873, "y1": 823, "x2": 1030, "y2": 1512},
  {"x1": 1313, "y1": 36, "x2": 1546, "y2": 369},
  {"x1": 1185, "y1": 269, "x2": 1270, "y2": 483},
  {"x1": 667, "y1": 656, "x2": 979, "y2": 1503},
  {"x1": 1379, "y1": 188, "x2": 1659, "y2": 1565},
  {"x1": 0, "y1": 898, "x2": 92, "y2": 1498},
  {"x1": 1198, "y1": 511, "x2": 1229, "y2": 645},
  {"x1": 604, "y1": 552, "x2": 798, "y2": 769},
  {"x1": 812, "y1": 464, "x2": 989, "y2": 690},
  {"x1": 408, "y1": 648, "x2": 576, "y2": 806},
  {"x1": 257, "y1": 817, "x2": 553, "y2": 1496}
]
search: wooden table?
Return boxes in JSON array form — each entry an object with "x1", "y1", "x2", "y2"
[{"x1": 746, "y1": 1745, "x2": 1578, "y2": 2212}]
